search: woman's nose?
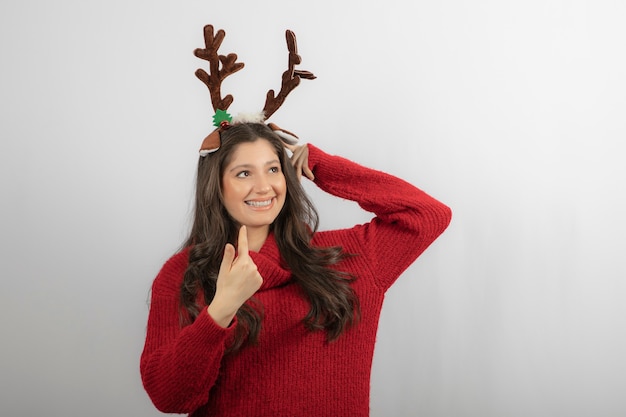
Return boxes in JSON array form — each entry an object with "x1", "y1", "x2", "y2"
[{"x1": 254, "y1": 175, "x2": 272, "y2": 193}]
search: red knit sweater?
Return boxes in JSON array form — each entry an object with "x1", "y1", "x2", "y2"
[{"x1": 140, "y1": 145, "x2": 451, "y2": 417}]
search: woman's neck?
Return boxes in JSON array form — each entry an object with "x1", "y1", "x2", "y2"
[{"x1": 244, "y1": 225, "x2": 270, "y2": 252}]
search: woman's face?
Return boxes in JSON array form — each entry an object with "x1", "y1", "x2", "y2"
[{"x1": 221, "y1": 139, "x2": 287, "y2": 234}]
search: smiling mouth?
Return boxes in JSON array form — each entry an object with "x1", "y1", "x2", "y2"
[{"x1": 245, "y1": 198, "x2": 274, "y2": 208}]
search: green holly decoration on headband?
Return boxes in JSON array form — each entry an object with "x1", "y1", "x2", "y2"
[{"x1": 212, "y1": 109, "x2": 232, "y2": 127}]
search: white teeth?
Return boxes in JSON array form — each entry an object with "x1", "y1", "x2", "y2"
[{"x1": 245, "y1": 199, "x2": 272, "y2": 207}]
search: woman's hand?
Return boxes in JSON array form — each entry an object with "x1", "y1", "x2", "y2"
[
  {"x1": 285, "y1": 143, "x2": 314, "y2": 181},
  {"x1": 207, "y1": 226, "x2": 263, "y2": 327}
]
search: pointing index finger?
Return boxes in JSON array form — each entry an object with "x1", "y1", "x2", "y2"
[{"x1": 237, "y1": 225, "x2": 249, "y2": 256}]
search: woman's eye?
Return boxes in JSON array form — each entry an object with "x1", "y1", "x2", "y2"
[
  {"x1": 236, "y1": 171, "x2": 250, "y2": 178},
  {"x1": 269, "y1": 166, "x2": 280, "y2": 173}
]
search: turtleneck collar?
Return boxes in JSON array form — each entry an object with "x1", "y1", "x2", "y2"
[{"x1": 249, "y1": 232, "x2": 293, "y2": 290}]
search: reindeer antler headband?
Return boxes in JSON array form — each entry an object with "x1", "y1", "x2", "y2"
[{"x1": 195, "y1": 25, "x2": 316, "y2": 156}]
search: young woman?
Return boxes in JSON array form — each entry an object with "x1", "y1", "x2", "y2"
[{"x1": 140, "y1": 122, "x2": 452, "y2": 416}]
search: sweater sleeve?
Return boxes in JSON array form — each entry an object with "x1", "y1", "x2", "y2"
[
  {"x1": 140, "y1": 251, "x2": 236, "y2": 413},
  {"x1": 307, "y1": 144, "x2": 452, "y2": 290}
]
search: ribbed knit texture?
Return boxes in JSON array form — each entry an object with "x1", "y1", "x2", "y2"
[{"x1": 140, "y1": 145, "x2": 452, "y2": 417}]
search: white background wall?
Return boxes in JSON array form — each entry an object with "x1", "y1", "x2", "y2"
[{"x1": 1, "y1": 1, "x2": 625, "y2": 416}]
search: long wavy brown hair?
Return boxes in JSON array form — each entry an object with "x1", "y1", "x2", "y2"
[{"x1": 180, "y1": 123, "x2": 360, "y2": 352}]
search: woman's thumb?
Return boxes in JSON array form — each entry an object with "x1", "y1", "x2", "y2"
[{"x1": 219, "y1": 243, "x2": 236, "y2": 272}]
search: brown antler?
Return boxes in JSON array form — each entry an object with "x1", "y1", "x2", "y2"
[
  {"x1": 262, "y1": 30, "x2": 316, "y2": 120},
  {"x1": 194, "y1": 25, "x2": 245, "y2": 111}
]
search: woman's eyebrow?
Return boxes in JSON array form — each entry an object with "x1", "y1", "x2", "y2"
[{"x1": 228, "y1": 159, "x2": 280, "y2": 173}]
